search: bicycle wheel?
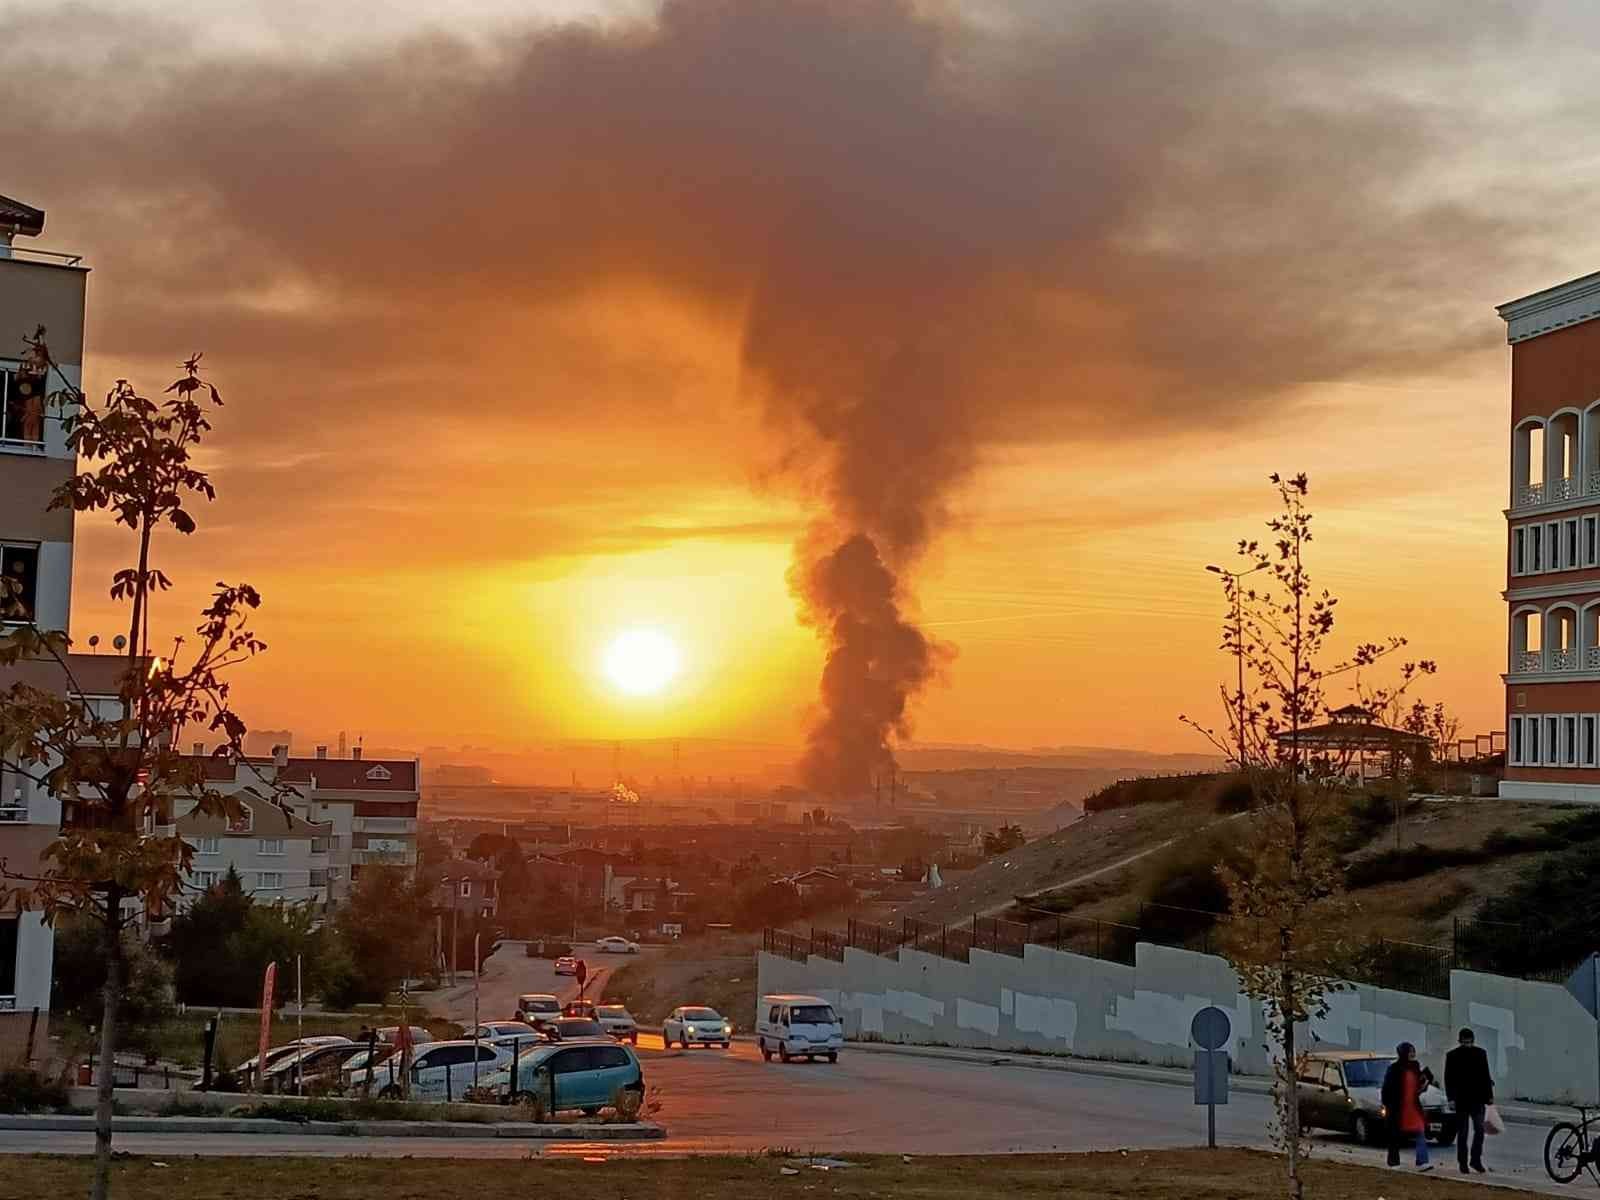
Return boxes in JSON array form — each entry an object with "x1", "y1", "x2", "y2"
[{"x1": 1545, "y1": 1122, "x2": 1586, "y2": 1184}]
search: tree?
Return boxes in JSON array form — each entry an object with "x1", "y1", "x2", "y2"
[
  {"x1": 0, "y1": 334, "x2": 275, "y2": 1200},
  {"x1": 51, "y1": 916, "x2": 176, "y2": 1058},
  {"x1": 1181, "y1": 474, "x2": 1433, "y2": 1200},
  {"x1": 981, "y1": 824, "x2": 1026, "y2": 857},
  {"x1": 329, "y1": 865, "x2": 432, "y2": 1005},
  {"x1": 160, "y1": 866, "x2": 255, "y2": 1005}
]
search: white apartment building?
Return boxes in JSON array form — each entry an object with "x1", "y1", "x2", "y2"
[{"x1": 0, "y1": 192, "x2": 90, "y2": 1061}]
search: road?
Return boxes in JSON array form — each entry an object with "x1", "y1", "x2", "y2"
[
  {"x1": 421, "y1": 940, "x2": 620, "y2": 1026},
  {"x1": 0, "y1": 1033, "x2": 1574, "y2": 1193}
]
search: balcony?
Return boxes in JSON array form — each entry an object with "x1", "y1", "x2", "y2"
[
  {"x1": 1517, "y1": 482, "x2": 1546, "y2": 510},
  {"x1": 1514, "y1": 650, "x2": 1545, "y2": 674},
  {"x1": 353, "y1": 817, "x2": 416, "y2": 834},
  {"x1": 1551, "y1": 648, "x2": 1580, "y2": 671},
  {"x1": 351, "y1": 847, "x2": 417, "y2": 866}
]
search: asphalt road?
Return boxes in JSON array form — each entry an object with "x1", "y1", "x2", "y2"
[
  {"x1": 422, "y1": 940, "x2": 622, "y2": 1026},
  {"x1": 0, "y1": 1034, "x2": 1575, "y2": 1194}
]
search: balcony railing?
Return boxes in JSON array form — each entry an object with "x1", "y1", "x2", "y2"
[
  {"x1": 1552, "y1": 648, "x2": 1580, "y2": 671},
  {"x1": 351, "y1": 848, "x2": 417, "y2": 866},
  {"x1": 353, "y1": 817, "x2": 416, "y2": 834},
  {"x1": 1514, "y1": 650, "x2": 1545, "y2": 673},
  {"x1": 1552, "y1": 477, "x2": 1582, "y2": 502},
  {"x1": 1518, "y1": 482, "x2": 1546, "y2": 509},
  {"x1": 1587, "y1": 647, "x2": 1600, "y2": 669},
  {"x1": 0, "y1": 806, "x2": 26, "y2": 823}
]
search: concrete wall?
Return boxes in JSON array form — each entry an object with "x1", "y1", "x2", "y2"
[{"x1": 759, "y1": 940, "x2": 1600, "y2": 1104}]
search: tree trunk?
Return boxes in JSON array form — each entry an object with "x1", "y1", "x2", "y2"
[
  {"x1": 92, "y1": 898, "x2": 124, "y2": 1200},
  {"x1": 1281, "y1": 969, "x2": 1303, "y2": 1200}
]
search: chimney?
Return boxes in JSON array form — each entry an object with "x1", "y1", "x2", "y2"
[
  {"x1": 315, "y1": 745, "x2": 328, "y2": 760},
  {"x1": 192, "y1": 741, "x2": 205, "y2": 757},
  {"x1": 272, "y1": 744, "x2": 289, "y2": 769},
  {"x1": 352, "y1": 746, "x2": 363, "y2": 761}
]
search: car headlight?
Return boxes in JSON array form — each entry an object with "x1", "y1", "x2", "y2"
[
  {"x1": 686, "y1": 1026, "x2": 696, "y2": 1035},
  {"x1": 1379, "y1": 1105, "x2": 1388, "y2": 1119},
  {"x1": 723, "y1": 1025, "x2": 732, "y2": 1035}
]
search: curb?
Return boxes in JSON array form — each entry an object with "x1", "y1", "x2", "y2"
[
  {"x1": 0, "y1": 1115, "x2": 666, "y2": 1140},
  {"x1": 848, "y1": 1042, "x2": 1556, "y2": 1128}
]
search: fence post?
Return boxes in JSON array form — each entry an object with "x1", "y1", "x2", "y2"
[
  {"x1": 941, "y1": 924, "x2": 947, "y2": 960},
  {"x1": 1055, "y1": 914, "x2": 1063, "y2": 952},
  {"x1": 1095, "y1": 920, "x2": 1102, "y2": 961},
  {"x1": 446, "y1": 1061, "x2": 453, "y2": 1103}
]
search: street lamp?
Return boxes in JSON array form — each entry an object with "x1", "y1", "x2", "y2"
[{"x1": 1206, "y1": 562, "x2": 1268, "y2": 771}]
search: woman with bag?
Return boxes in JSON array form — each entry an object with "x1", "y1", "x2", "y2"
[{"x1": 1382, "y1": 1042, "x2": 1435, "y2": 1171}]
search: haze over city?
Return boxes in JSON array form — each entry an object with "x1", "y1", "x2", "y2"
[{"x1": 7, "y1": 0, "x2": 1600, "y2": 775}]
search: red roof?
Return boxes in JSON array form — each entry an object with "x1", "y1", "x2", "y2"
[{"x1": 178, "y1": 754, "x2": 418, "y2": 793}]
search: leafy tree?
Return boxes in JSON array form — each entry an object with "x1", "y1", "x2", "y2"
[
  {"x1": 51, "y1": 917, "x2": 176, "y2": 1056},
  {"x1": 733, "y1": 879, "x2": 802, "y2": 930},
  {"x1": 981, "y1": 824, "x2": 1026, "y2": 856},
  {"x1": 328, "y1": 866, "x2": 431, "y2": 1005},
  {"x1": 0, "y1": 335, "x2": 276, "y2": 1200},
  {"x1": 160, "y1": 866, "x2": 254, "y2": 1005},
  {"x1": 1181, "y1": 473, "x2": 1432, "y2": 1200}
]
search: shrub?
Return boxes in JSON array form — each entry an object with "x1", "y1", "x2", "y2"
[
  {"x1": 0, "y1": 1069, "x2": 68, "y2": 1114},
  {"x1": 1344, "y1": 843, "x2": 1490, "y2": 889}
]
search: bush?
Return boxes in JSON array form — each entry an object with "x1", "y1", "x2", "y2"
[
  {"x1": 1081, "y1": 773, "x2": 1225, "y2": 814},
  {"x1": 1344, "y1": 842, "x2": 1490, "y2": 889},
  {"x1": 0, "y1": 1069, "x2": 68, "y2": 1114}
]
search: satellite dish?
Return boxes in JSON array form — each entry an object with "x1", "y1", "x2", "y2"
[{"x1": 112, "y1": 635, "x2": 127, "y2": 651}]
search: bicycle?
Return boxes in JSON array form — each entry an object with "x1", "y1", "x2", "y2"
[{"x1": 1546, "y1": 1107, "x2": 1600, "y2": 1184}]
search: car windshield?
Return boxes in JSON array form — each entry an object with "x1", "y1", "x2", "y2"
[
  {"x1": 790, "y1": 1005, "x2": 836, "y2": 1024},
  {"x1": 681, "y1": 1008, "x2": 722, "y2": 1021},
  {"x1": 521, "y1": 998, "x2": 559, "y2": 1011},
  {"x1": 597, "y1": 1007, "x2": 629, "y2": 1018},
  {"x1": 554, "y1": 1019, "x2": 604, "y2": 1037},
  {"x1": 1342, "y1": 1059, "x2": 1393, "y2": 1088}
]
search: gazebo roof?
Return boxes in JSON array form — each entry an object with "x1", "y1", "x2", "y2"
[{"x1": 1273, "y1": 720, "x2": 1430, "y2": 750}]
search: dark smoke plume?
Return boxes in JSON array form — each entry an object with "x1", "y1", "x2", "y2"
[{"x1": 0, "y1": 0, "x2": 1568, "y2": 775}]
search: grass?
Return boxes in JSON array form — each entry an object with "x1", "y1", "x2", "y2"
[
  {"x1": 605, "y1": 937, "x2": 758, "y2": 1029},
  {"x1": 0, "y1": 1149, "x2": 1543, "y2": 1199},
  {"x1": 55, "y1": 1009, "x2": 463, "y2": 1070}
]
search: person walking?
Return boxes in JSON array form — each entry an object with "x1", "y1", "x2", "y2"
[
  {"x1": 1445, "y1": 1027, "x2": 1494, "y2": 1174},
  {"x1": 1382, "y1": 1042, "x2": 1434, "y2": 1171}
]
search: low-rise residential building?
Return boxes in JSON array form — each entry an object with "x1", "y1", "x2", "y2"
[
  {"x1": 435, "y1": 858, "x2": 499, "y2": 919},
  {"x1": 175, "y1": 783, "x2": 327, "y2": 905}
]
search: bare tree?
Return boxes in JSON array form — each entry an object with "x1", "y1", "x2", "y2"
[
  {"x1": 1181, "y1": 473, "x2": 1433, "y2": 1200},
  {"x1": 0, "y1": 331, "x2": 275, "y2": 1200}
]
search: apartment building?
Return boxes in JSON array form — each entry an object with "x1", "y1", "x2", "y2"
[
  {"x1": 178, "y1": 747, "x2": 419, "y2": 905},
  {"x1": 1498, "y1": 269, "x2": 1600, "y2": 802},
  {"x1": 0, "y1": 193, "x2": 90, "y2": 1057},
  {"x1": 172, "y1": 764, "x2": 328, "y2": 906}
]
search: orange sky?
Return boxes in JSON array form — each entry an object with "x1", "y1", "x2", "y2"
[{"x1": 10, "y1": 0, "x2": 1600, "y2": 771}]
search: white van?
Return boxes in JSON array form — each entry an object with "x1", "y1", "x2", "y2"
[{"x1": 756, "y1": 994, "x2": 843, "y2": 1063}]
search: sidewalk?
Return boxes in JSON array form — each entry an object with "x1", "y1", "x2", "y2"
[
  {"x1": 849, "y1": 1041, "x2": 1567, "y2": 1128},
  {"x1": 0, "y1": 1114, "x2": 666, "y2": 1140}
]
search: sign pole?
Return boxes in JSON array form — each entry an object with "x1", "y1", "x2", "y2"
[
  {"x1": 472, "y1": 933, "x2": 482, "y2": 1090},
  {"x1": 1191, "y1": 1005, "x2": 1232, "y2": 1150},
  {"x1": 296, "y1": 954, "x2": 304, "y2": 1096}
]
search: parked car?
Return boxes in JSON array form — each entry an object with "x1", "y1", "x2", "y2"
[
  {"x1": 542, "y1": 1016, "x2": 607, "y2": 1042},
  {"x1": 371, "y1": 1039, "x2": 515, "y2": 1101},
  {"x1": 338, "y1": 1044, "x2": 399, "y2": 1092},
  {"x1": 473, "y1": 1021, "x2": 541, "y2": 1047},
  {"x1": 236, "y1": 1035, "x2": 355, "y2": 1085},
  {"x1": 1296, "y1": 1050, "x2": 1457, "y2": 1145},
  {"x1": 259, "y1": 1041, "x2": 366, "y2": 1094},
  {"x1": 554, "y1": 956, "x2": 580, "y2": 976},
  {"x1": 597, "y1": 936, "x2": 640, "y2": 954},
  {"x1": 663, "y1": 1006, "x2": 732, "y2": 1049},
  {"x1": 756, "y1": 994, "x2": 842, "y2": 1063},
  {"x1": 481, "y1": 1039, "x2": 645, "y2": 1119},
  {"x1": 515, "y1": 993, "x2": 562, "y2": 1024},
  {"x1": 376, "y1": 1025, "x2": 435, "y2": 1047},
  {"x1": 594, "y1": 1004, "x2": 638, "y2": 1043}
]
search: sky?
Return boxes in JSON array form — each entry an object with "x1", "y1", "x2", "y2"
[{"x1": 5, "y1": 0, "x2": 1599, "y2": 775}]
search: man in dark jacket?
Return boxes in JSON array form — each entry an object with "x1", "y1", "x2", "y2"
[{"x1": 1445, "y1": 1027, "x2": 1494, "y2": 1174}]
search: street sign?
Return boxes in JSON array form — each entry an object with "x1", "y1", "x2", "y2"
[
  {"x1": 576, "y1": 959, "x2": 588, "y2": 986},
  {"x1": 1191, "y1": 1005, "x2": 1231, "y2": 1051},
  {"x1": 1191, "y1": 1006, "x2": 1232, "y2": 1149}
]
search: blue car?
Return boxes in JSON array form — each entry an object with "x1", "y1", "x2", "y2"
[{"x1": 482, "y1": 1039, "x2": 645, "y2": 1119}]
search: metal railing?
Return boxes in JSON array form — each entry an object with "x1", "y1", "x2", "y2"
[
  {"x1": 763, "y1": 928, "x2": 810, "y2": 963},
  {"x1": 0, "y1": 245, "x2": 85, "y2": 267},
  {"x1": 846, "y1": 918, "x2": 904, "y2": 958},
  {"x1": 810, "y1": 927, "x2": 846, "y2": 962}
]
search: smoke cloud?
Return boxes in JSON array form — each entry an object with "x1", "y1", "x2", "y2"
[{"x1": 1, "y1": 0, "x2": 1586, "y2": 770}]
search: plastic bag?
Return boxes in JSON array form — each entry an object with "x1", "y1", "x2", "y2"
[{"x1": 1484, "y1": 1103, "x2": 1505, "y2": 1136}]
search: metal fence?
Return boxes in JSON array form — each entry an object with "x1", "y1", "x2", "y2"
[
  {"x1": 763, "y1": 927, "x2": 810, "y2": 963},
  {"x1": 846, "y1": 917, "x2": 905, "y2": 958},
  {"x1": 810, "y1": 927, "x2": 846, "y2": 963}
]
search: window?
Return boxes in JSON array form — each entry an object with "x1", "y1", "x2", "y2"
[
  {"x1": 459, "y1": 880, "x2": 472, "y2": 897},
  {"x1": 1548, "y1": 522, "x2": 1562, "y2": 570},
  {"x1": 1511, "y1": 717, "x2": 1524, "y2": 766},
  {"x1": 365, "y1": 764, "x2": 392, "y2": 781},
  {"x1": 1513, "y1": 527, "x2": 1527, "y2": 575},
  {"x1": 0, "y1": 543, "x2": 39, "y2": 622},
  {"x1": 194, "y1": 837, "x2": 220, "y2": 855},
  {"x1": 258, "y1": 838, "x2": 285, "y2": 856},
  {"x1": 1564, "y1": 715, "x2": 1579, "y2": 765},
  {"x1": 1583, "y1": 716, "x2": 1597, "y2": 767},
  {"x1": 194, "y1": 870, "x2": 221, "y2": 888},
  {"x1": 547, "y1": 1049, "x2": 587, "y2": 1075},
  {"x1": 0, "y1": 917, "x2": 17, "y2": 996},
  {"x1": 1566, "y1": 520, "x2": 1580, "y2": 569},
  {"x1": 1587, "y1": 516, "x2": 1599, "y2": 567},
  {"x1": 257, "y1": 871, "x2": 283, "y2": 890},
  {"x1": 1527, "y1": 715, "x2": 1541, "y2": 765},
  {"x1": 227, "y1": 808, "x2": 253, "y2": 834},
  {"x1": 1545, "y1": 716, "x2": 1561, "y2": 766},
  {"x1": 1532, "y1": 524, "x2": 1545, "y2": 571},
  {"x1": 0, "y1": 362, "x2": 47, "y2": 446}
]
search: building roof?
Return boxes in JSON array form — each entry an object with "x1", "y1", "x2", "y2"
[
  {"x1": 438, "y1": 858, "x2": 499, "y2": 882},
  {"x1": 0, "y1": 193, "x2": 44, "y2": 238},
  {"x1": 176, "y1": 790, "x2": 324, "y2": 837},
  {"x1": 179, "y1": 754, "x2": 418, "y2": 793},
  {"x1": 1273, "y1": 720, "x2": 1430, "y2": 750},
  {"x1": 0, "y1": 652, "x2": 145, "y2": 698},
  {"x1": 1498, "y1": 269, "x2": 1600, "y2": 344}
]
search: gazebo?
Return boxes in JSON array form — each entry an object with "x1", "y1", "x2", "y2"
[{"x1": 1272, "y1": 704, "x2": 1432, "y2": 781}]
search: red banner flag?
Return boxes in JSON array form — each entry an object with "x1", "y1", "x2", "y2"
[{"x1": 256, "y1": 961, "x2": 277, "y2": 1090}]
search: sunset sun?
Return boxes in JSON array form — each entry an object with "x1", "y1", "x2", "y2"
[{"x1": 602, "y1": 628, "x2": 681, "y2": 696}]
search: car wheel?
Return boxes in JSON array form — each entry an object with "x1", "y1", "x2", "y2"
[
  {"x1": 760, "y1": 1039, "x2": 773, "y2": 1062},
  {"x1": 778, "y1": 1044, "x2": 791, "y2": 1063},
  {"x1": 827, "y1": 1052, "x2": 838, "y2": 1063},
  {"x1": 1352, "y1": 1114, "x2": 1374, "y2": 1145},
  {"x1": 379, "y1": 1084, "x2": 402, "y2": 1101},
  {"x1": 721, "y1": 1041, "x2": 731, "y2": 1049}
]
